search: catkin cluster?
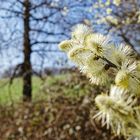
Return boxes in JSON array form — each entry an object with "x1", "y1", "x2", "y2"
[{"x1": 59, "y1": 24, "x2": 140, "y2": 140}]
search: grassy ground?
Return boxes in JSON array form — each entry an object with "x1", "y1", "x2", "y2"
[
  {"x1": 0, "y1": 75, "x2": 64, "y2": 104},
  {"x1": 0, "y1": 73, "x2": 92, "y2": 104}
]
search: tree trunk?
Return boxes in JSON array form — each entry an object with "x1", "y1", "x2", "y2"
[{"x1": 22, "y1": 0, "x2": 32, "y2": 102}]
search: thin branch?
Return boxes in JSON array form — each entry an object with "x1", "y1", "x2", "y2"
[
  {"x1": 119, "y1": 29, "x2": 140, "y2": 57},
  {"x1": 9, "y1": 63, "x2": 23, "y2": 85},
  {"x1": 17, "y1": 0, "x2": 24, "y2": 5},
  {"x1": 101, "y1": 57, "x2": 118, "y2": 69},
  {"x1": 30, "y1": 1, "x2": 48, "y2": 10},
  {"x1": 30, "y1": 28, "x2": 69, "y2": 37},
  {"x1": 0, "y1": 7, "x2": 23, "y2": 15},
  {"x1": 32, "y1": 70, "x2": 45, "y2": 81},
  {"x1": 33, "y1": 49, "x2": 63, "y2": 53},
  {"x1": 31, "y1": 41, "x2": 59, "y2": 46}
]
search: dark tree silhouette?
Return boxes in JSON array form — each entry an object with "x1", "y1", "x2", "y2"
[{"x1": 22, "y1": 0, "x2": 32, "y2": 101}]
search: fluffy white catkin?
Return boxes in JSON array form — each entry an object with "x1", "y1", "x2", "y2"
[{"x1": 59, "y1": 24, "x2": 140, "y2": 140}]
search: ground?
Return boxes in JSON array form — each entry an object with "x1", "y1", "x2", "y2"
[{"x1": 0, "y1": 72, "x2": 125, "y2": 140}]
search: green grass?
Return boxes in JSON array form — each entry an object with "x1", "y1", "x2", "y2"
[
  {"x1": 0, "y1": 74, "x2": 69, "y2": 104},
  {"x1": 0, "y1": 73, "x2": 93, "y2": 105},
  {"x1": 0, "y1": 76, "x2": 43, "y2": 104}
]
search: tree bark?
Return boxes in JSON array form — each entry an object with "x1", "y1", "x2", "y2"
[{"x1": 22, "y1": 0, "x2": 32, "y2": 101}]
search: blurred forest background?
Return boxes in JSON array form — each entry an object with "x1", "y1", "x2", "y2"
[{"x1": 0, "y1": 0, "x2": 139, "y2": 139}]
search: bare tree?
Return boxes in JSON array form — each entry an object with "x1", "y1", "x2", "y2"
[{"x1": 0, "y1": 0, "x2": 93, "y2": 101}]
